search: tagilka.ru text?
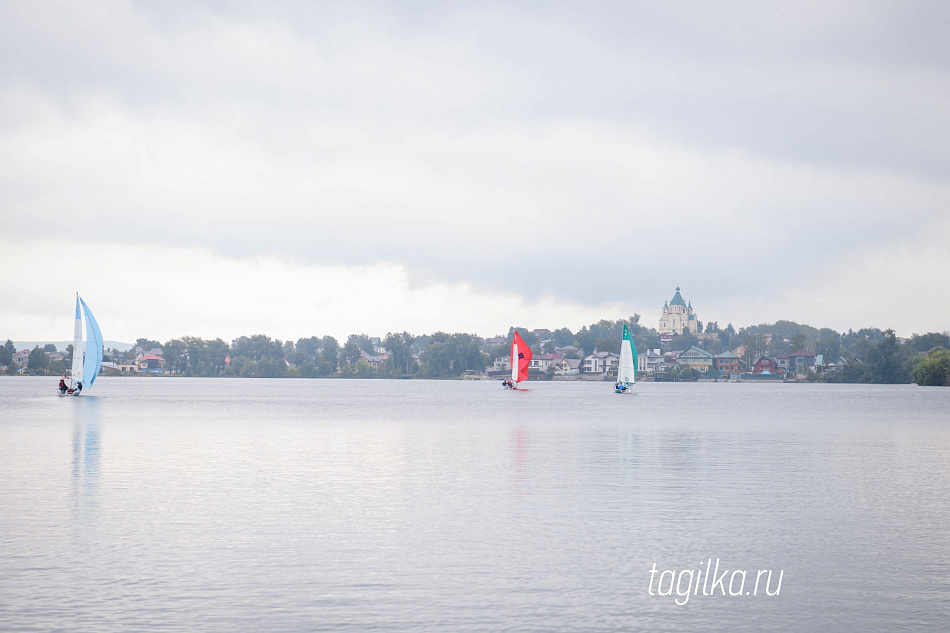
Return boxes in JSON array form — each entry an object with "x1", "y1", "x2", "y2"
[{"x1": 649, "y1": 559, "x2": 784, "y2": 605}]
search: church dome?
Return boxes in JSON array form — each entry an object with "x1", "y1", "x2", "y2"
[{"x1": 670, "y1": 286, "x2": 686, "y2": 307}]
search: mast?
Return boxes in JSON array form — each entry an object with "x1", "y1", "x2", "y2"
[
  {"x1": 511, "y1": 340, "x2": 519, "y2": 385},
  {"x1": 70, "y1": 293, "x2": 84, "y2": 387}
]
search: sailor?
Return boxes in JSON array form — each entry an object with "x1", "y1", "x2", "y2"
[
  {"x1": 58, "y1": 376, "x2": 68, "y2": 394},
  {"x1": 75, "y1": 382, "x2": 82, "y2": 395}
]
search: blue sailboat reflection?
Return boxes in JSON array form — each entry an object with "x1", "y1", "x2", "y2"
[{"x1": 71, "y1": 398, "x2": 101, "y2": 508}]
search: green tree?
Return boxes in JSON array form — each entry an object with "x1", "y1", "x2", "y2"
[
  {"x1": 0, "y1": 345, "x2": 11, "y2": 367},
  {"x1": 321, "y1": 336, "x2": 340, "y2": 373},
  {"x1": 552, "y1": 328, "x2": 575, "y2": 347},
  {"x1": 27, "y1": 346, "x2": 49, "y2": 373},
  {"x1": 341, "y1": 339, "x2": 362, "y2": 365},
  {"x1": 43, "y1": 343, "x2": 57, "y2": 353},
  {"x1": 206, "y1": 338, "x2": 230, "y2": 375},
  {"x1": 383, "y1": 331, "x2": 416, "y2": 376},
  {"x1": 295, "y1": 336, "x2": 323, "y2": 363},
  {"x1": 345, "y1": 334, "x2": 374, "y2": 355},
  {"x1": 865, "y1": 329, "x2": 910, "y2": 383},
  {"x1": 507, "y1": 327, "x2": 539, "y2": 348},
  {"x1": 231, "y1": 334, "x2": 283, "y2": 361},
  {"x1": 913, "y1": 349, "x2": 950, "y2": 386},
  {"x1": 3, "y1": 340, "x2": 15, "y2": 355},
  {"x1": 816, "y1": 328, "x2": 841, "y2": 361},
  {"x1": 909, "y1": 332, "x2": 950, "y2": 353},
  {"x1": 741, "y1": 332, "x2": 766, "y2": 366},
  {"x1": 574, "y1": 329, "x2": 595, "y2": 357},
  {"x1": 595, "y1": 337, "x2": 619, "y2": 354},
  {"x1": 163, "y1": 339, "x2": 187, "y2": 374},
  {"x1": 419, "y1": 332, "x2": 487, "y2": 378},
  {"x1": 790, "y1": 333, "x2": 810, "y2": 351},
  {"x1": 351, "y1": 359, "x2": 376, "y2": 379},
  {"x1": 703, "y1": 339, "x2": 725, "y2": 355},
  {"x1": 669, "y1": 331, "x2": 698, "y2": 352}
]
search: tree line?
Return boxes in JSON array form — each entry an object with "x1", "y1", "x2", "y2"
[{"x1": 3, "y1": 316, "x2": 949, "y2": 385}]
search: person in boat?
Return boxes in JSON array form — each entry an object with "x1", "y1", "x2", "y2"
[
  {"x1": 58, "y1": 376, "x2": 68, "y2": 394},
  {"x1": 74, "y1": 381, "x2": 82, "y2": 395}
]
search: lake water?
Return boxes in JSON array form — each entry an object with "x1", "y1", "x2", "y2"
[{"x1": 1, "y1": 377, "x2": 948, "y2": 632}]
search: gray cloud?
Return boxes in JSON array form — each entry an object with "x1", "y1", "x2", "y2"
[{"x1": 2, "y1": 0, "x2": 948, "y2": 327}]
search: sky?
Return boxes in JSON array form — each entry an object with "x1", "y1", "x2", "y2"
[{"x1": 1, "y1": 0, "x2": 948, "y2": 344}]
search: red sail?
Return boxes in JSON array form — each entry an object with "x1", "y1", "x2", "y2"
[{"x1": 511, "y1": 331, "x2": 533, "y2": 383}]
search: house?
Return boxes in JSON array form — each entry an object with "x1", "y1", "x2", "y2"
[
  {"x1": 360, "y1": 350, "x2": 389, "y2": 369},
  {"x1": 530, "y1": 353, "x2": 562, "y2": 372},
  {"x1": 487, "y1": 356, "x2": 512, "y2": 378},
  {"x1": 638, "y1": 349, "x2": 664, "y2": 374},
  {"x1": 714, "y1": 351, "x2": 742, "y2": 374},
  {"x1": 677, "y1": 346, "x2": 715, "y2": 372},
  {"x1": 786, "y1": 349, "x2": 818, "y2": 375},
  {"x1": 752, "y1": 357, "x2": 781, "y2": 375},
  {"x1": 555, "y1": 345, "x2": 581, "y2": 357},
  {"x1": 485, "y1": 336, "x2": 507, "y2": 346},
  {"x1": 554, "y1": 358, "x2": 582, "y2": 375},
  {"x1": 136, "y1": 354, "x2": 165, "y2": 373},
  {"x1": 12, "y1": 350, "x2": 30, "y2": 369},
  {"x1": 819, "y1": 356, "x2": 846, "y2": 375},
  {"x1": 583, "y1": 352, "x2": 619, "y2": 374}
]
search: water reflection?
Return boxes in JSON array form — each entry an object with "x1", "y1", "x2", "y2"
[
  {"x1": 511, "y1": 426, "x2": 530, "y2": 494},
  {"x1": 71, "y1": 397, "x2": 101, "y2": 511}
]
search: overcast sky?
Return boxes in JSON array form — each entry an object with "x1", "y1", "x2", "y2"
[{"x1": 2, "y1": 0, "x2": 948, "y2": 343}]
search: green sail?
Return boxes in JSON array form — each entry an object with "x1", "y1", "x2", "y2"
[{"x1": 619, "y1": 324, "x2": 637, "y2": 387}]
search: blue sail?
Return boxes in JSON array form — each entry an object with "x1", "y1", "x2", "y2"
[{"x1": 80, "y1": 297, "x2": 103, "y2": 386}]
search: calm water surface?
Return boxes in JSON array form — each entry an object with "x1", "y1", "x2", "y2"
[{"x1": 1, "y1": 377, "x2": 949, "y2": 631}]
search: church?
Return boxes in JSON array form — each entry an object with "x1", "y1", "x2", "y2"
[{"x1": 659, "y1": 286, "x2": 698, "y2": 335}]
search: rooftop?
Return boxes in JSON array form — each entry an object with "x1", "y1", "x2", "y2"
[{"x1": 670, "y1": 286, "x2": 687, "y2": 307}]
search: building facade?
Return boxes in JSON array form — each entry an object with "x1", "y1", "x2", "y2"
[
  {"x1": 659, "y1": 287, "x2": 698, "y2": 335},
  {"x1": 583, "y1": 352, "x2": 619, "y2": 374},
  {"x1": 714, "y1": 351, "x2": 742, "y2": 374},
  {"x1": 677, "y1": 346, "x2": 714, "y2": 372}
]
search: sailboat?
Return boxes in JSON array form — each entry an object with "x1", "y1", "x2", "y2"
[
  {"x1": 61, "y1": 293, "x2": 103, "y2": 396},
  {"x1": 615, "y1": 323, "x2": 637, "y2": 393},
  {"x1": 504, "y1": 330, "x2": 532, "y2": 389}
]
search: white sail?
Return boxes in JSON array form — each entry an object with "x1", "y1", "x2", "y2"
[
  {"x1": 617, "y1": 323, "x2": 637, "y2": 390},
  {"x1": 619, "y1": 338, "x2": 636, "y2": 385},
  {"x1": 71, "y1": 293, "x2": 84, "y2": 386},
  {"x1": 511, "y1": 341, "x2": 519, "y2": 384}
]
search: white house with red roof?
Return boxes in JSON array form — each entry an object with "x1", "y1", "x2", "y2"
[{"x1": 530, "y1": 353, "x2": 562, "y2": 372}]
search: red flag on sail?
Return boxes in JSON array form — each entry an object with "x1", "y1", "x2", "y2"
[{"x1": 511, "y1": 331, "x2": 533, "y2": 383}]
